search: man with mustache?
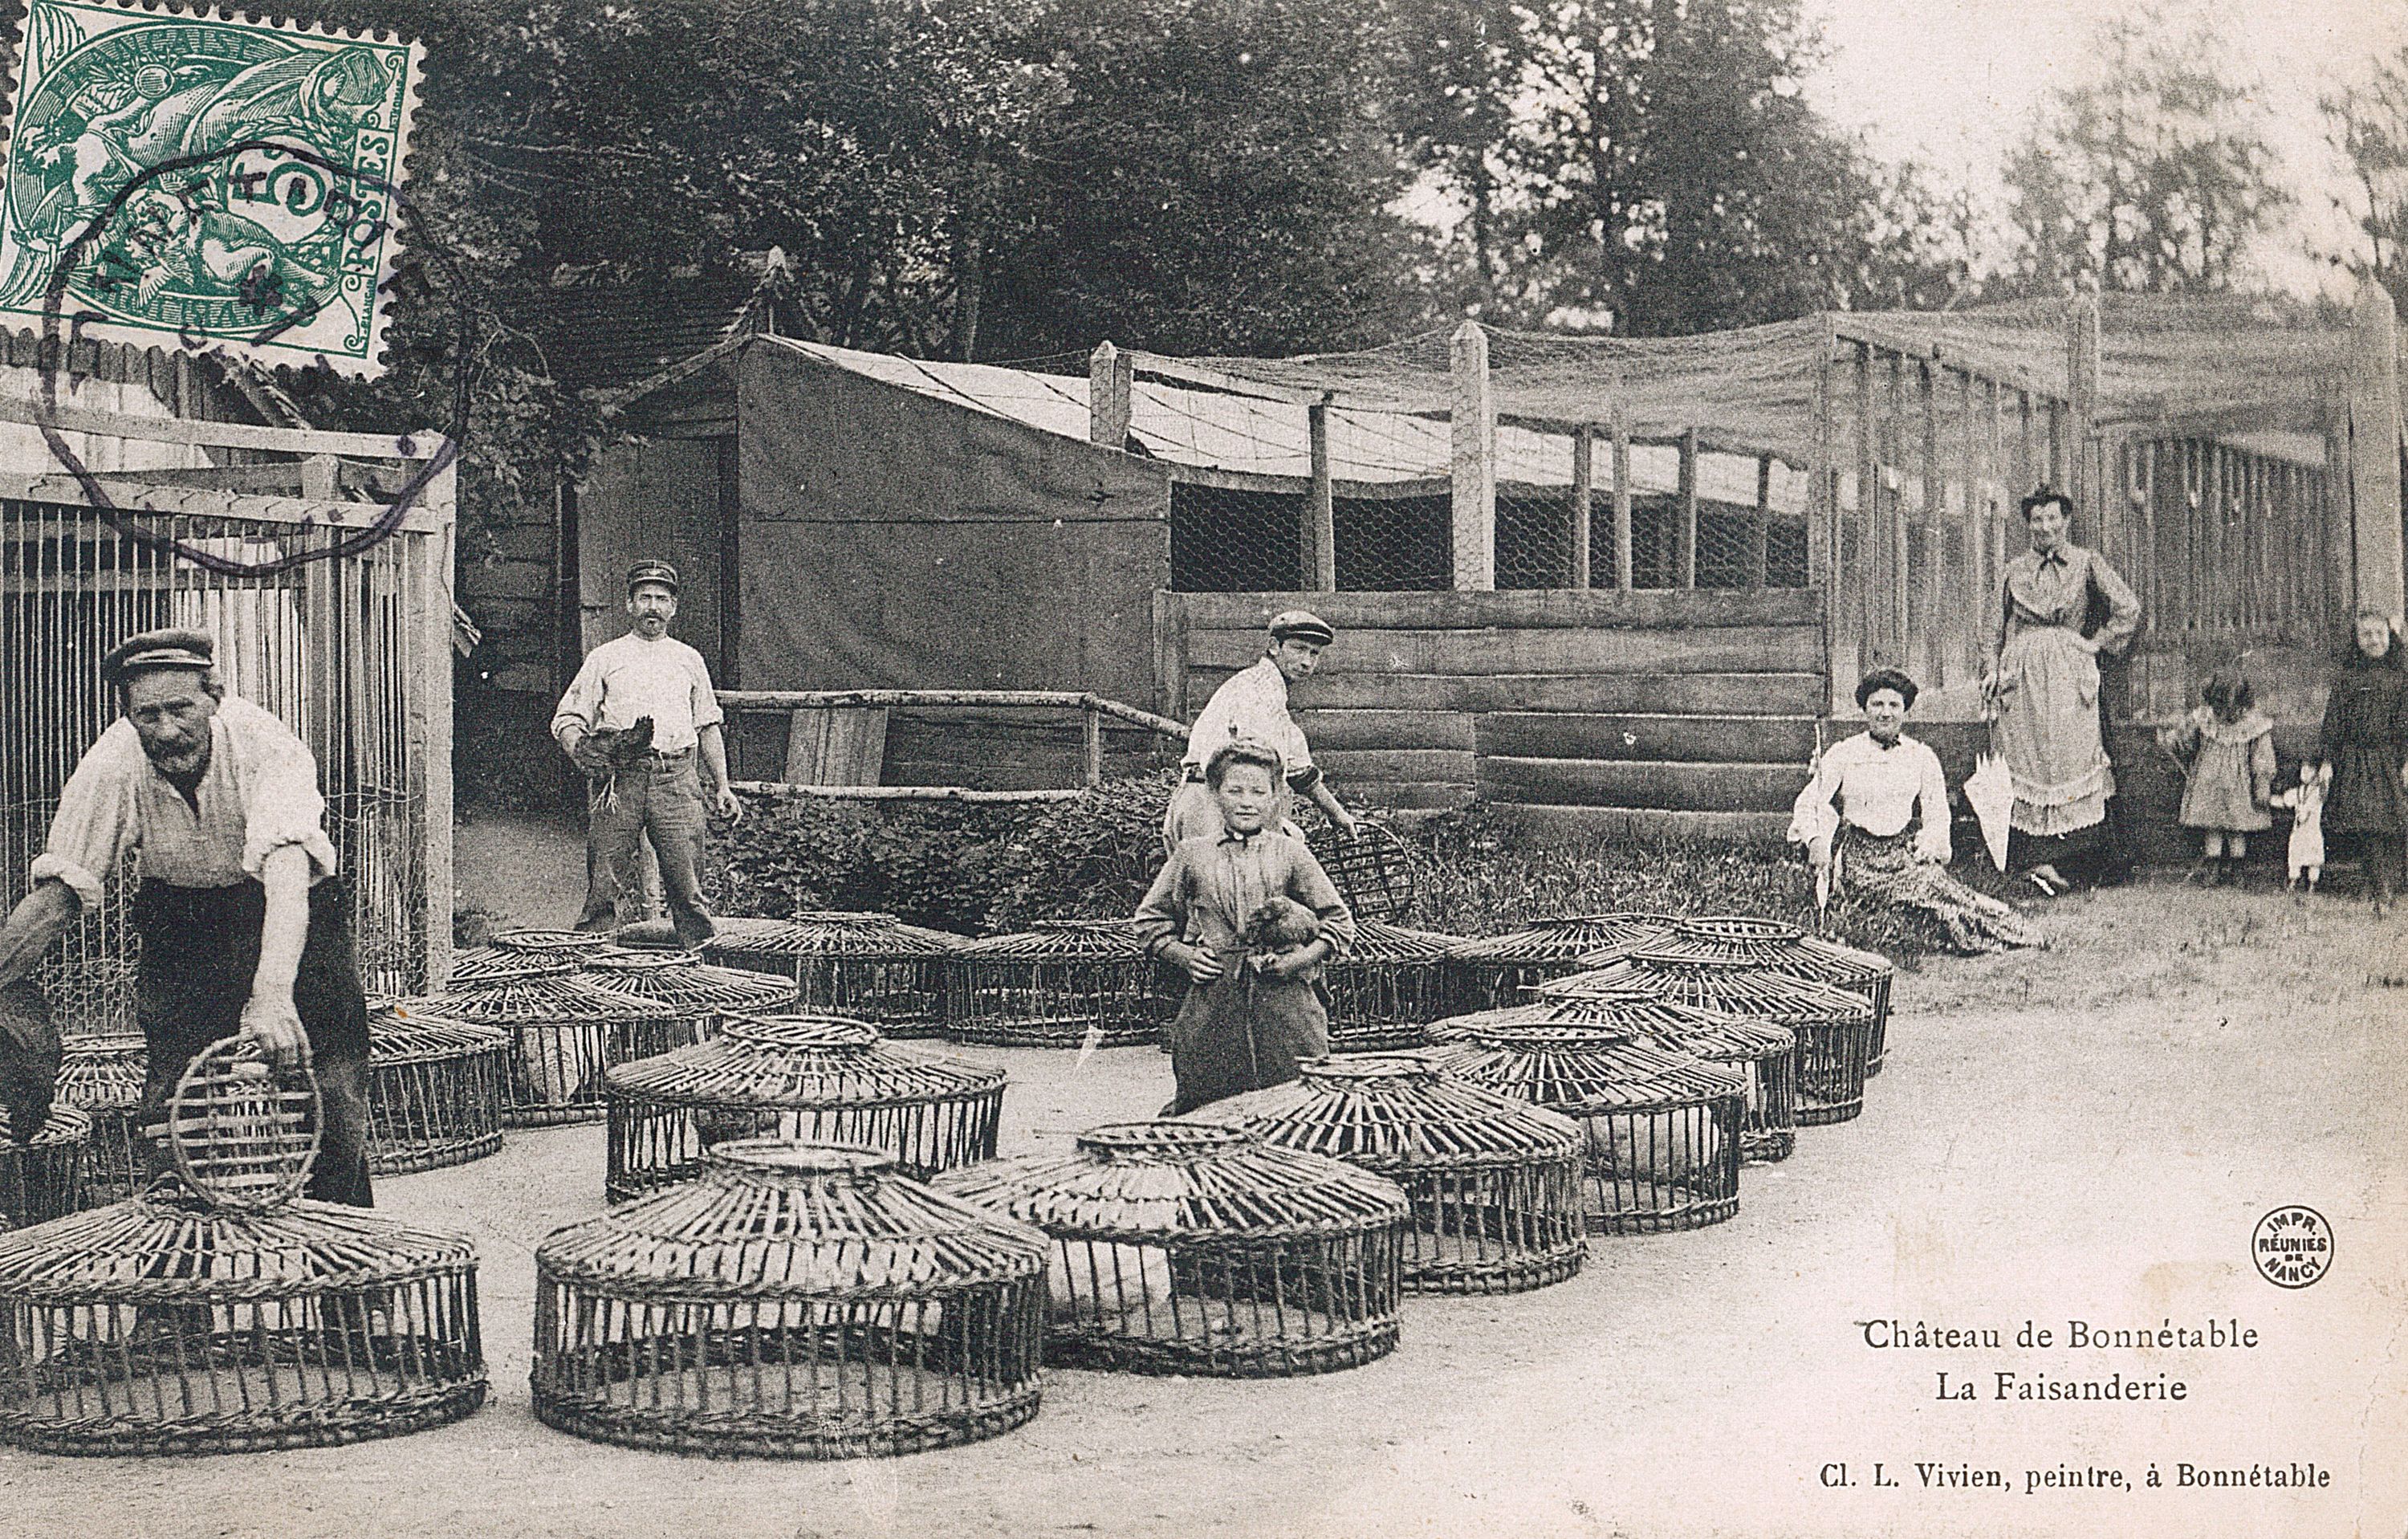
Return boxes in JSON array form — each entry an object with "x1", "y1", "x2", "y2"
[{"x1": 0, "y1": 629, "x2": 372, "y2": 1203}]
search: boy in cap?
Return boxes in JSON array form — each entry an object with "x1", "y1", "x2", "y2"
[
  {"x1": 553, "y1": 560, "x2": 742, "y2": 949},
  {"x1": 1164, "y1": 609, "x2": 1361, "y2": 848},
  {"x1": 0, "y1": 628, "x2": 375, "y2": 1204}
]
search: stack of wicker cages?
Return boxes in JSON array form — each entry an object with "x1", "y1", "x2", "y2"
[
  {"x1": 428, "y1": 955, "x2": 669, "y2": 1127},
  {"x1": 365, "y1": 1000, "x2": 510, "y2": 1177},
  {"x1": 56, "y1": 1035, "x2": 145, "y2": 1205},
  {"x1": 1427, "y1": 1024, "x2": 1746, "y2": 1234},
  {"x1": 1536, "y1": 951, "x2": 1877, "y2": 1128},
  {"x1": 575, "y1": 947, "x2": 802, "y2": 1042},
  {"x1": 447, "y1": 926, "x2": 614, "y2": 985},
  {"x1": 0, "y1": 1037, "x2": 486, "y2": 1455},
  {"x1": 1443, "y1": 913, "x2": 1677, "y2": 1010},
  {"x1": 1323, "y1": 922, "x2": 1462, "y2": 1052},
  {"x1": 1433, "y1": 997, "x2": 1800, "y2": 1164},
  {"x1": 1185, "y1": 1055, "x2": 1585, "y2": 1294},
  {"x1": 1608, "y1": 915, "x2": 1897, "y2": 1077},
  {"x1": 947, "y1": 919, "x2": 1166, "y2": 1049},
  {"x1": 703, "y1": 913, "x2": 959, "y2": 1040},
  {"x1": 938, "y1": 1120, "x2": 1409, "y2": 1378},
  {"x1": 603, "y1": 1015, "x2": 1007, "y2": 1203},
  {"x1": 532, "y1": 1138, "x2": 1049, "y2": 1460},
  {"x1": 0, "y1": 1105, "x2": 89, "y2": 1229}
]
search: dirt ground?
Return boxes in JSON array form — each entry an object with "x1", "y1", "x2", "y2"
[{"x1": 5, "y1": 815, "x2": 2403, "y2": 1539}]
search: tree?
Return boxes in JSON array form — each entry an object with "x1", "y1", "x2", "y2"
[
  {"x1": 2319, "y1": 47, "x2": 2408, "y2": 313},
  {"x1": 2001, "y1": 7, "x2": 2289, "y2": 295}
]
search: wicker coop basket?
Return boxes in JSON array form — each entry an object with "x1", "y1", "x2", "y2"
[
  {"x1": 948, "y1": 919, "x2": 1165, "y2": 1049},
  {"x1": 938, "y1": 1121, "x2": 1409, "y2": 1378},
  {"x1": 1537, "y1": 955, "x2": 1876, "y2": 1128},
  {"x1": 1445, "y1": 913, "x2": 1677, "y2": 1008},
  {"x1": 0, "y1": 1105, "x2": 89, "y2": 1229},
  {"x1": 533, "y1": 1139, "x2": 1049, "y2": 1460},
  {"x1": 577, "y1": 947, "x2": 802, "y2": 1040},
  {"x1": 604, "y1": 1015, "x2": 1007, "y2": 1203},
  {"x1": 1186, "y1": 1055, "x2": 1585, "y2": 1294},
  {"x1": 56, "y1": 1035, "x2": 146, "y2": 1205},
  {"x1": 1438, "y1": 996, "x2": 1800, "y2": 1164},
  {"x1": 1617, "y1": 915, "x2": 1896, "y2": 1077},
  {"x1": 1323, "y1": 922, "x2": 1459, "y2": 1052},
  {"x1": 0, "y1": 1038, "x2": 486, "y2": 1455},
  {"x1": 367, "y1": 1002, "x2": 510, "y2": 1177},
  {"x1": 430, "y1": 963, "x2": 676, "y2": 1127},
  {"x1": 1428, "y1": 1024, "x2": 1745, "y2": 1234},
  {"x1": 702, "y1": 913, "x2": 957, "y2": 1040}
]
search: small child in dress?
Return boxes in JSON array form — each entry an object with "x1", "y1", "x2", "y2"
[
  {"x1": 2268, "y1": 763, "x2": 2330, "y2": 899},
  {"x1": 2158, "y1": 668, "x2": 2276, "y2": 886}
]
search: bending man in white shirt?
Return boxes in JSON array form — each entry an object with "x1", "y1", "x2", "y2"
[
  {"x1": 1165, "y1": 609, "x2": 1361, "y2": 849},
  {"x1": 552, "y1": 560, "x2": 742, "y2": 949}
]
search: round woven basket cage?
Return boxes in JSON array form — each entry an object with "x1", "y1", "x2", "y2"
[
  {"x1": 1427, "y1": 1024, "x2": 1746, "y2": 1235},
  {"x1": 604, "y1": 1015, "x2": 1007, "y2": 1203},
  {"x1": 429, "y1": 970, "x2": 691, "y2": 1128},
  {"x1": 946, "y1": 920, "x2": 1167, "y2": 1049},
  {"x1": 1185, "y1": 1055, "x2": 1584, "y2": 1294},
  {"x1": 0, "y1": 1105, "x2": 91, "y2": 1230},
  {"x1": 443, "y1": 947, "x2": 578, "y2": 988},
  {"x1": 57, "y1": 1035, "x2": 146, "y2": 1206},
  {"x1": 1324, "y1": 922, "x2": 1459, "y2": 1052},
  {"x1": 1444, "y1": 913, "x2": 1678, "y2": 1009},
  {"x1": 1538, "y1": 955, "x2": 1875, "y2": 1128},
  {"x1": 576, "y1": 948, "x2": 803, "y2": 1039},
  {"x1": 533, "y1": 1139, "x2": 1049, "y2": 1460},
  {"x1": 0, "y1": 1040, "x2": 487, "y2": 1456},
  {"x1": 1608, "y1": 915, "x2": 1895, "y2": 1077},
  {"x1": 938, "y1": 1121, "x2": 1409, "y2": 1378},
  {"x1": 367, "y1": 1002, "x2": 510, "y2": 1177},
  {"x1": 1435, "y1": 996, "x2": 1800, "y2": 1164},
  {"x1": 493, "y1": 926, "x2": 614, "y2": 956},
  {"x1": 702, "y1": 913, "x2": 958, "y2": 1040}
]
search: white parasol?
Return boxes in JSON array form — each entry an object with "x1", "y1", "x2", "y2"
[{"x1": 1967, "y1": 748, "x2": 2015, "y2": 873}]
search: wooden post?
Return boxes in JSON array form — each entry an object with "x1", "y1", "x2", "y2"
[
  {"x1": 2349, "y1": 279, "x2": 2405, "y2": 621},
  {"x1": 1918, "y1": 356, "x2": 1940, "y2": 683},
  {"x1": 2065, "y1": 291, "x2": 2101, "y2": 536},
  {"x1": 1747, "y1": 454, "x2": 1771, "y2": 589},
  {"x1": 1853, "y1": 340, "x2": 1879, "y2": 670},
  {"x1": 1675, "y1": 427, "x2": 1699, "y2": 588},
  {"x1": 1082, "y1": 705, "x2": 1104, "y2": 787},
  {"x1": 1808, "y1": 321, "x2": 1838, "y2": 714},
  {"x1": 417, "y1": 451, "x2": 458, "y2": 990},
  {"x1": 1569, "y1": 427, "x2": 1595, "y2": 589},
  {"x1": 1305, "y1": 399, "x2": 1336, "y2": 591},
  {"x1": 1450, "y1": 320, "x2": 1496, "y2": 591},
  {"x1": 1610, "y1": 408, "x2": 1634, "y2": 592},
  {"x1": 1088, "y1": 341, "x2": 1133, "y2": 450}
]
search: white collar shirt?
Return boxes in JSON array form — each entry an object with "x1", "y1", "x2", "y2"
[
  {"x1": 1183, "y1": 657, "x2": 1312, "y2": 778},
  {"x1": 1787, "y1": 730, "x2": 1952, "y2": 864},
  {"x1": 550, "y1": 632, "x2": 724, "y2": 755}
]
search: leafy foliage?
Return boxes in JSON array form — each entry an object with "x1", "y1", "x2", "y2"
[{"x1": 2319, "y1": 46, "x2": 2408, "y2": 313}]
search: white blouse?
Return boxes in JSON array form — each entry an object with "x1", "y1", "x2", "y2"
[{"x1": 1788, "y1": 731, "x2": 1952, "y2": 865}]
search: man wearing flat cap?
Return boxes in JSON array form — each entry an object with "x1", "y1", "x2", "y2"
[
  {"x1": 553, "y1": 560, "x2": 742, "y2": 949},
  {"x1": 0, "y1": 629, "x2": 375, "y2": 1204},
  {"x1": 1164, "y1": 608, "x2": 1361, "y2": 848}
]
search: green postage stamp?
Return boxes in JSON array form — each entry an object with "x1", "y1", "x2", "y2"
[{"x1": 0, "y1": 0, "x2": 421, "y2": 377}]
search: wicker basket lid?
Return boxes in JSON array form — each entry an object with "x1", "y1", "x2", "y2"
[
  {"x1": 1427, "y1": 1024, "x2": 1745, "y2": 1114},
  {"x1": 1536, "y1": 958, "x2": 1873, "y2": 1024},
  {"x1": 492, "y1": 927, "x2": 613, "y2": 955},
  {"x1": 607, "y1": 1014, "x2": 1006, "y2": 1109},
  {"x1": 0, "y1": 1195, "x2": 479, "y2": 1297},
  {"x1": 577, "y1": 949, "x2": 803, "y2": 1012},
  {"x1": 1446, "y1": 913, "x2": 1678, "y2": 964},
  {"x1": 58, "y1": 1035, "x2": 146, "y2": 1111},
  {"x1": 535, "y1": 1138, "x2": 1048, "y2": 1295},
  {"x1": 444, "y1": 947, "x2": 579, "y2": 987},
  {"x1": 426, "y1": 967, "x2": 660, "y2": 1024},
  {"x1": 937, "y1": 1120, "x2": 1410, "y2": 1239},
  {"x1": 1427, "y1": 998, "x2": 1793, "y2": 1058},
  {"x1": 370, "y1": 1000, "x2": 512, "y2": 1065},
  {"x1": 161, "y1": 1037, "x2": 319, "y2": 1210},
  {"x1": 958, "y1": 918, "x2": 1145, "y2": 961},
  {"x1": 1594, "y1": 914, "x2": 1893, "y2": 985},
  {"x1": 0, "y1": 1101, "x2": 92, "y2": 1150},
  {"x1": 702, "y1": 912, "x2": 959, "y2": 961},
  {"x1": 1339, "y1": 921, "x2": 1461, "y2": 964},
  {"x1": 1185, "y1": 1054, "x2": 1580, "y2": 1170}
]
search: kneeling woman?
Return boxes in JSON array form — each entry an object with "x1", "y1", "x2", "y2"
[
  {"x1": 1790, "y1": 670, "x2": 2047, "y2": 955},
  {"x1": 1134, "y1": 740, "x2": 1357, "y2": 1114}
]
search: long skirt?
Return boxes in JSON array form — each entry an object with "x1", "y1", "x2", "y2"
[
  {"x1": 1165, "y1": 959, "x2": 1329, "y2": 1115},
  {"x1": 1995, "y1": 624, "x2": 2114, "y2": 836},
  {"x1": 1840, "y1": 825, "x2": 2048, "y2": 956},
  {"x1": 132, "y1": 877, "x2": 374, "y2": 1207}
]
